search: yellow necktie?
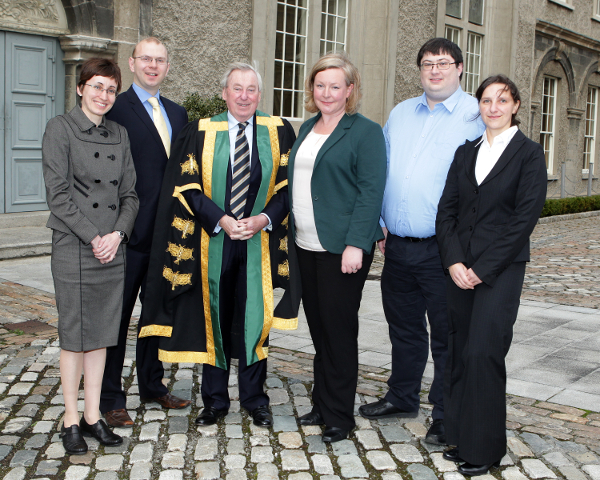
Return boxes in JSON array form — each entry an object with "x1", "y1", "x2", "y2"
[{"x1": 148, "y1": 97, "x2": 171, "y2": 157}]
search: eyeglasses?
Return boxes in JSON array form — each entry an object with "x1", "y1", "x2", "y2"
[
  {"x1": 85, "y1": 84, "x2": 118, "y2": 96},
  {"x1": 419, "y1": 61, "x2": 456, "y2": 71},
  {"x1": 133, "y1": 55, "x2": 168, "y2": 65}
]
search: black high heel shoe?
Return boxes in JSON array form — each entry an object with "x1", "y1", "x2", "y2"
[
  {"x1": 80, "y1": 416, "x2": 123, "y2": 446},
  {"x1": 60, "y1": 423, "x2": 88, "y2": 455}
]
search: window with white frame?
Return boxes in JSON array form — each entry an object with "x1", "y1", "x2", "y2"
[
  {"x1": 541, "y1": 76, "x2": 557, "y2": 173},
  {"x1": 446, "y1": 0, "x2": 462, "y2": 18},
  {"x1": 583, "y1": 86, "x2": 598, "y2": 173},
  {"x1": 468, "y1": 0, "x2": 484, "y2": 25},
  {"x1": 595, "y1": 0, "x2": 600, "y2": 18},
  {"x1": 445, "y1": 25, "x2": 461, "y2": 45},
  {"x1": 273, "y1": 0, "x2": 309, "y2": 119},
  {"x1": 320, "y1": 0, "x2": 348, "y2": 55},
  {"x1": 464, "y1": 32, "x2": 482, "y2": 96}
]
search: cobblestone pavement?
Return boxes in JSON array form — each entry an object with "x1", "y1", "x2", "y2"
[{"x1": 1, "y1": 216, "x2": 600, "y2": 479}]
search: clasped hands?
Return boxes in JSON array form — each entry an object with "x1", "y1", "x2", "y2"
[
  {"x1": 91, "y1": 232, "x2": 123, "y2": 264},
  {"x1": 220, "y1": 214, "x2": 269, "y2": 241},
  {"x1": 448, "y1": 262, "x2": 482, "y2": 290}
]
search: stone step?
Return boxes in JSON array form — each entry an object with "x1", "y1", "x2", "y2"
[{"x1": 0, "y1": 212, "x2": 51, "y2": 260}]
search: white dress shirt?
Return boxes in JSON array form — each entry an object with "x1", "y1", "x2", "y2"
[{"x1": 475, "y1": 126, "x2": 518, "y2": 185}]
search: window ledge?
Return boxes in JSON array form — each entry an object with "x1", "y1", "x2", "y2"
[
  {"x1": 548, "y1": 0, "x2": 574, "y2": 11},
  {"x1": 547, "y1": 175, "x2": 559, "y2": 181},
  {"x1": 592, "y1": 15, "x2": 600, "y2": 24}
]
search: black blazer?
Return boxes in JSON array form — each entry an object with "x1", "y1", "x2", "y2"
[
  {"x1": 106, "y1": 86, "x2": 188, "y2": 253},
  {"x1": 436, "y1": 129, "x2": 547, "y2": 287}
]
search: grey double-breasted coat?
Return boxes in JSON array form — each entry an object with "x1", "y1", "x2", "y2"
[{"x1": 42, "y1": 105, "x2": 139, "y2": 351}]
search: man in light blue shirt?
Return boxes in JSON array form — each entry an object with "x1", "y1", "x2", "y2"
[{"x1": 359, "y1": 38, "x2": 485, "y2": 445}]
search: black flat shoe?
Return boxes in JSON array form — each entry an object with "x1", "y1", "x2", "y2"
[
  {"x1": 458, "y1": 460, "x2": 500, "y2": 476},
  {"x1": 80, "y1": 416, "x2": 123, "y2": 446},
  {"x1": 298, "y1": 410, "x2": 325, "y2": 426},
  {"x1": 443, "y1": 447, "x2": 465, "y2": 463},
  {"x1": 322, "y1": 426, "x2": 349, "y2": 443},
  {"x1": 425, "y1": 418, "x2": 446, "y2": 445},
  {"x1": 250, "y1": 405, "x2": 273, "y2": 427},
  {"x1": 60, "y1": 424, "x2": 88, "y2": 455},
  {"x1": 195, "y1": 406, "x2": 228, "y2": 426},
  {"x1": 358, "y1": 399, "x2": 418, "y2": 419}
]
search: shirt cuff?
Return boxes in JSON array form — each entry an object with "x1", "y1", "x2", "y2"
[{"x1": 261, "y1": 213, "x2": 272, "y2": 231}]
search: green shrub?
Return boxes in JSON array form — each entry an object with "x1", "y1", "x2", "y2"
[
  {"x1": 182, "y1": 93, "x2": 227, "y2": 121},
  {"x1": 541, "y1": 195, "x2": 600, "y2": 217}
]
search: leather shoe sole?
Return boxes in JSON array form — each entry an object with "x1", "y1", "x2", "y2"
[
  {"x1": 458, "y1": 461, "x2": 500, "y2": 476},
  {"x1": 195, "y1": 407, "x2": 228, "y2": 426},
  {"x1": 298, "y1": 411, "x2": 325, "y2": 426},
  {"x1": 443, "y1": 447, "x2": 465, "y2": 463},
  {"x1": 144, "y1": 392, "x2": 191, "y2": 409},
  {"x1": 60, "y1": 424, "x2": 88, "y2": 455},
  {"x1": 104, "y1": 409, "x2": 133, "y2": 428},
  {"x1": 322, "y1": 426, "x2": 349, "y2": 443},
  {"x1": 359, "y1": 399, "x2": 418, "y2": 420},
  {"x1": 250, "y1": 405, "x2": 273, "y2": 427}
]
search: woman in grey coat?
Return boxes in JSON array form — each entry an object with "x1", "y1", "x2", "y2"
[{"x1": 42, "y1": 58, "x2": 139, "y2": 455}]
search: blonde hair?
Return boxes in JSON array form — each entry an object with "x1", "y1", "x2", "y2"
[
  {"x1": 304, "y1": 52, "x2": 362, "y2": 115},
  {"x1": 132, "y1": 37, "x2": 168, "y2": 60}
]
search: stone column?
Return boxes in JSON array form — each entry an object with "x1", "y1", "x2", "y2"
[{"x1": 564, "y1": 107, "x2": 585, "y2": 197}]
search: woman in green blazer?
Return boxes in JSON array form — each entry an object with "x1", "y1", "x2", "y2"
[{"x1": 288, "y1": 52, "x2": 387, "y2": 442}]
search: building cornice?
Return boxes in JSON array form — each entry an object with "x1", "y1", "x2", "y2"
[{"x1": 536, "y1": 20, "x2": 600, "y2": 52}]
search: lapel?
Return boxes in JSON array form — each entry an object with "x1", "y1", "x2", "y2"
[
  {"x1": 465, "y1": 136, "x2": 482, "y2": 187},
  {"x1": 313, "y1": 113, "x2": 356, "y2": 171},
  {"x1": 126, "y1": 87, "x2": 167, "y2": 155},
  {"x1": 479, "y1": 129, "x2": 526, "y2": 186}
]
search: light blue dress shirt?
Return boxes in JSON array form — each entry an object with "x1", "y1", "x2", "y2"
[
  {"x1": 131, "y1": 82, "x2": 173, "y2": 139},
  {"x1": 381, "y1": 87, "x2": 485, "y2": 238}
]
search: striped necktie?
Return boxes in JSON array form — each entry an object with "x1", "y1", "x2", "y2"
[
  {"x1": 230, "y1": 122, "x2": 250, "y2": 219},
  {"x1": 147, "y1": 97, "x2": 171, "y2": 157}
]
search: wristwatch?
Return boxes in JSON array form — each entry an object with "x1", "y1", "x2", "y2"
[{"x1": 116, "y1": 231, "x2": 125, "y2": 239}]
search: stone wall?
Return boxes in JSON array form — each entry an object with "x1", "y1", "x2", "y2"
[{"x1": 152, "y1": 0, "x2": 253, "y2": 105}]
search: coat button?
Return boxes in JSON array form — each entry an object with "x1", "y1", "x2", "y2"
[
  {"x1": 108, "y1": 204, "x2": 116, "y2": 210},
  {"x1": 101, "y1": 131, "x2": 109, "y2": 137},
  {"x1": 107, "y1": 154, "x2": 116, "y2": 160},
  {"x1": 472, "y1": 208, "x2": 476, "y2": 213},
  {"x1": 111, "y1": 180, "x2": 118, "y2": 186},
  {"x1": 93, "y1": 203, "x2": 98, "y2": 208},
  {"x1": 94, "y1": 152, "x2": 99, "y2": 158},
  {"x1": 469, "y1": 226, "x2": 473, "y2": 231},
  {"x1": 313, "y1": 196, "x2": 318, "y2": 200},
  {"x1": 95, "y1": 179, "x2": 101, "y2": 183},
  {"x1": 474, "y1": 189, "x2": 479, "y2": 194}
]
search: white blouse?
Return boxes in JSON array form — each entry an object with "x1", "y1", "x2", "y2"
[
  {"x1": 475, "y1": 126, "x2": 518, "y2": 185},
  {"x1": 292, "y1": 130, "x2": 330, "y2": 251}
]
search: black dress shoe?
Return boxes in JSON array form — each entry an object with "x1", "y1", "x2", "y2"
[
  {"x1": 80, "y1": 416, "x2": 123, "y2": 446},
  {"x1": 358, "y1": 398, "x2": 418, "y2": 419},
  {"x1": 458, "y1": 461, "x2": 500, "y2": 476},
  {"x1": 443, "y1": 447, "x2": 465, "y2": 463},
  {"x1": 322, "y1": 426, "x2": 349, "y2": 443},
  {"x1": 195, "y1": 406, "x2": 228, "y2": 426},
  {"x1": 425, "y1": 418, "x2": 446, "y2": 445},
  {"x1": 298, "y1": 410, "x2": 325, "y2": 426},
  {"x1": 250, "y1": 405, "x2": 273, "y2": 427},
  {"x1": 60, "y1": 424, "x2": 88, "y2": 455}
]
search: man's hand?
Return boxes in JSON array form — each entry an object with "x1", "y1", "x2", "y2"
[
  {"x1": 219, "y1": 215, "x2": 245, "y2": 240},
  {"x1": 448, "y1": 262, "x2": 475, "y2": 290},
  {"x1": 341, "y1": 245, "x2": 364, "y2": 274},
  {"x1": 466, "y1": 268, "x2": 482, "y2": 287},
  {"x1": 92, "y1": 232, "x2": 122, "y2": 264},
  {"x1": 377, "y1": 227, "x2": 388, "y2": 255},
  {"x1": 238, "y1": 215, "x2": 269, "y2": 240}
]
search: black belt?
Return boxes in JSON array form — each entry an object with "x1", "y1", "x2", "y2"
[{"x1": 400, "y1": 235, "x2": 434, "y2": 242}]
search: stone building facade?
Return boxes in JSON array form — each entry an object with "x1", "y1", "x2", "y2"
[{"x1": 1, "y1": 0, "x2": 599, "y2": 214}]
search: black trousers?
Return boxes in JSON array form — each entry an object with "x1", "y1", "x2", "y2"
[
  {"x1": 444, "y1": 262, "x2": 525, "y2": 465},
  {"x1": 296, "y1": 245, "x2": 373, "y2": 431},
  {"x1": 100, "y1": 247, "x2": 167, "y2": 413},
  {"x1": 201, "y1": 238, "x2": 268, "y2": 412},
  {"x1": 381, "y1": 234, "x2": 448, "y2": 420}
]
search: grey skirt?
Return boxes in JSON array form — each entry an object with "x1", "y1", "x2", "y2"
[{"x1": 51, "y1": 230, "x2": 125, "y2": 351}]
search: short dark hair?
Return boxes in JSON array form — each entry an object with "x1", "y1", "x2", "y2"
[
  {"x1": 475, "y1": 74, "x2": 522, "y2": 127},
  {"x1": 77, "y1": 58, "x2": 122, "y2": 93},
  {"x1": 417, "y1": 38, "x2": 464, "y2": 80}
]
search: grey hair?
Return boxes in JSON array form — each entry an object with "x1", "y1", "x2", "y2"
[{"x1": 220, "y1": 62, "x2": 263, "y2": 92}]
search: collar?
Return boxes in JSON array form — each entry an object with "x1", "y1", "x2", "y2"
[
  {"x1": 69, "y1": 105, "x2": 115, "y2": 134},
  {"x1": 476, "y1": 125, "x2": 519, "y2": 148},
  {"x1": 132, "y1": 82, "x2": 161, "y2": 106},
  {"x1": 415, "y1": 86, "x2": 464, "y2": 113},
  {"x1": 227, "y1": 111, "x2": 255, "y2": 131}
]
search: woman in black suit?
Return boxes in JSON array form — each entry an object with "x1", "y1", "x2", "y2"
[{"x1": 436, "y1": 75, "x2": 547, "y2": 476}]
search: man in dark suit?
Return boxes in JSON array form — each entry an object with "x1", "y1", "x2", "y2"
[
  {"x1": 137, "y1": 62, "x2": 297, "y2": 428},
  {"x1": 100, "y1": 37, "x2": 190, "y2": 427}
]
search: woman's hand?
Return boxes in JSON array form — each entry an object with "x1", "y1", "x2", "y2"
[
  {"x1": 341, "y1": 245, "x2": 363, "y2": 274},
  {"x1": 448, "y1": 263, "x2": 475, "y2": 289},
  {"x1": 466, "y1": 268, "x2": 482, "y2": 287},
  {"x1": 92, "y1": 232, "x2": 122, "y2": 264}
]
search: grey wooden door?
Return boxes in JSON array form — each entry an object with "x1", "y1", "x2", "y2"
[{"x1": 3, "y1": 31, "x2": 64, "y2": 213}]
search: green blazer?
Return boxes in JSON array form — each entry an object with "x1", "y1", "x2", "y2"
[{"x1": 289, "y1": 112, "x2": 387, "y2": 254}]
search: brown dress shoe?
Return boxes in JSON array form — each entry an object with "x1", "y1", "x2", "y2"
[
  {"x1": 146, "y1": 392, "x2": 191, "y2": 409},
  {"x1": 104, "y1": 409, "x2": 134, "y2": 427}
]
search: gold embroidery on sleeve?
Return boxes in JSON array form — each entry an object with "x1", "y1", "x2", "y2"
[
  {"x1": 181, "y1": 153, "x2": 199, "y2": 175},
  {"x1": 172, "y1": 216, "x2": 195, "y2": 238},
  {"x1": 280, "y1": 149, "x2": 290, "y2": 166},
  {"x1": 166, "y1": 242, "x2": 195, "y2": 264},
  {"x1": 279, "y1": 236, "x2": 288, "y2": 252},
  {"x1": 163, "y1": 266, "x2": 192, "y2": 290},
  {"x1": 281, "y1": 215, "x2": 289, "y2": 227},
  {"x1": 278, "y1": 260, "x2": 290, "y2": 279}
]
